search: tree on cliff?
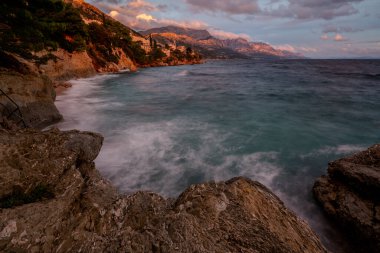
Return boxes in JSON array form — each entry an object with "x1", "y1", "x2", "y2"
[{"x1": 0, "y1": 0, "x2": 150, "y2": 67}]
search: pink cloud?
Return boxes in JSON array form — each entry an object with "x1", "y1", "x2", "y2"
[
  {"x1": 320, "y1": 34, "x2": 329, "y2": 40},
  {"x1": 334, "y1": 34, "x2": 348, "y2": 42},
  {"x1": 185, "y1": 0, "x2": 260, "y2": 15},
  {"x1": 208, "y1": 29, "x2": 252, "y2": 41},
  {"x1": 274, "y1": 44, "x2": 318, "y2": 54},
  {"x1": 264, "y1": 0, "x2": 365, "y2": 20}
]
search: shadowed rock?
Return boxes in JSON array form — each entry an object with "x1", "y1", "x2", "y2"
[
  {"x1": 0, "y1": 71, "x2": 62, "y2": 129},
  {"x1": 0, "y1": 129, "x2": 327, "y2": 253},
  {"x1": 313, "y1": 144, "x2": 380, "y2": 253}
]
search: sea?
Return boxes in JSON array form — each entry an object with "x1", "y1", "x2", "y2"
[{"x1": 53, "y1": 59, "x2": 380, "y2": 252}]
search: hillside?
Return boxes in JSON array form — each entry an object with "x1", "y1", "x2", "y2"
[
  {"x1": 0, "y1": 0, "x2": 202, "y2": 76},
  {"x1": 0, "y1": 0, "x2": 202, "y2": 128},
  {"x1": 142, "y1": 26, "x2": 303, "y2": 59}
]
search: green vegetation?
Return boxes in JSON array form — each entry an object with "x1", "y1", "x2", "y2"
[
  {"x1": 0, "y1": 0, "x2": 149, "y2": 66},
  {"x1": 0, "y1": 0, "x2": 87, "y2": 56},
  {"x1": 0, "y1": 185, "x2": 54, "y2": 208},
  {"x1": 0, "y1": 0, "x2": 201, "y2": 69}
]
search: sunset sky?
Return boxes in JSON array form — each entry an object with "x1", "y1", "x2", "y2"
[{"x1": 88, "y1": 0, "x2": 380, "y2": 58}]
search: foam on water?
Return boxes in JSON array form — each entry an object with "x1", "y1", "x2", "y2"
[
  {"x1": 54, "y1": 74, "x2": 119, "y2": 130},
  {"x1": 301, "y1": 144, "x2": 366, "y2": 158},
  {"x1": 95, "y1": 118, "x2": 282, "y2": 195},
  {"x1": 174, "y1": 70, "x2": 190, "y2": 77}
]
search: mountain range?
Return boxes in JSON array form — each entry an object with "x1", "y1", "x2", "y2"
[{"x1": 142, "y1": 26, "x2": 303, "y2": 59}]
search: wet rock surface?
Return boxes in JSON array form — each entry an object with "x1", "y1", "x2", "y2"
[
  {"x1": 313, "y1": 144, "x2": 380, "y2": 253},
  {"x1": 0, "y1": 129, "x2": 327, "y2": 253}
]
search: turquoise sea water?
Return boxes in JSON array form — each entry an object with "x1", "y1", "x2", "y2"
[{"x1": 55, "y1": 59, "x2": 380, "y2": 252}]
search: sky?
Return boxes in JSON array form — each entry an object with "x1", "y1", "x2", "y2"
[{"x1": 87, "y1": 0, "x2": 380, "y2": 58}]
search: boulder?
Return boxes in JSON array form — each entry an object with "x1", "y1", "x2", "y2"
[
  {"x1": 313, "y1": 144, "x2": 380, "y2": 252},
  {"x1": 0, "y1": 129, "x2": 327, "y2": 253}
]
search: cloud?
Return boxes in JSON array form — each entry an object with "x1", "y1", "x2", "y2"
[
  {"x1": 136, "y1": 13, "x2": 156, "y2": 22},
  {"x1": 320, "y1": 34, "x2": 329, "y2": 40},
  {"x1": 320, "y1": 33, "x2": 349, "y2": 42},
  {"x1": 185, "y1": 0, "x2": 260, "y2": 15},
  {"x1": 106, "y1": 7, "x2": 209, "y2": 31},
  {"x1": 265, "y1": 0, "x2": 365, "y2": 20},
  {"x1": 208, "y1": 29, "x2": 252, "y2": 40},
  {"x1": 109, "y1": 10, "x2": 119, "y2": 18},
  {"x1": 322, "y1": 25, "x2": 363, "y2": 34},
  {"x1": 274, "y1": 44, "x2": 296, "y2": 52},
  {"x1": 183, "y1": 0, "x2": 365, "y2": 20},
  {"x1": 334, "y1": 33, "x2": 348, "y2": 42},
  {"x1": 127, "y1": 0, "x2": 156, "y2": 10},
  {"x1": 89, "y1": 0, "x2": 252, "y2": 41},
  {"x1": 274, "y1": 44, "x2": 317, "y2": 53},
  {"x1": 91, "y1": 0, "x2": 160, "y2": 11}
]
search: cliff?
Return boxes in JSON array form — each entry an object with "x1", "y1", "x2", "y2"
[
  {"x1": 0, "y1": 0, "x2": 202, "y2": 128},
  {"x1": 313, "y1": 144, "x2": 380, "y2": 253},
  {"x1": 0, "y1": 129, "x2": 327, "y2": 253},
  {"x1": 0, "y1": 69, "x2": 62, "y2": 129}
]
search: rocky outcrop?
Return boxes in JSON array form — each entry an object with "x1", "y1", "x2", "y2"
[
  {"x1": 37, "y1": 49, "x2": 96, "y2": 81},
  {"x1": 37, "y1": 48, "x2": 137, "y2": 80},
  {"x1": 0, "y1": 70, "x2": 62, "y2": 129},
  {"x1": 96, "y1": 48, "x2": 138, "y2": 73},
  {"x1": 0, "y1": 129, "x2": 327, "y2": 253},
  {"x1": 313, "y1": 144, "x2": 380, "y2": 252}
]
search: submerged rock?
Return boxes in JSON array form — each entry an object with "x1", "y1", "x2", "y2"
[
  {"x1": 0, "y1": 129, "x2": 327, "y2": 253},
  {"x1": 313, "y1": 144, "x2": 380, "y2": 252}
]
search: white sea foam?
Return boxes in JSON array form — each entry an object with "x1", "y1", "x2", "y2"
[
  {"x1": 301, "y1": 144, "x2": 365, "y2": 158},
  {"x1": 204, "y1": 152, "x2": 280, "y2": 189},
  {"x1": 53, "y1": 74, "x2": 119, "y2": 131},
  {"x1": 95, "y1": 118, "x2": 281, "y2": 196},
  {"x1": 174, "y1": 70, "x2": 190, "y2": 77}
]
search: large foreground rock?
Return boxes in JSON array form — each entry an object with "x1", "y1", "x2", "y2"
[
  {"x1": 313, "y1": 144, "x2": 380, "y2": 252},
  {"x1": 0, "y1": 129, "x2": 327, "y2": 253}
]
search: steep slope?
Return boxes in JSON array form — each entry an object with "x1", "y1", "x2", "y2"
[
  {"x1": 0, "y1": 0, "x2": 201, "y2": 128},
  {"x1": 143, "y1": 25, "x2": 213, "y2": 40},
  {"x1": 143, "y1": 26, "x2": 303, "y2": 59}
]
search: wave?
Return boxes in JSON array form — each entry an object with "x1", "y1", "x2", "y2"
[
  {"x1": 95, "y1": 118, "x2": 281, "y2": 196},
  {"x1": 301, "y1": 144, "x2": 366, "y2": 158},
  {"x1": 53, "y1": 74, "x2": 119, "y2": 131},
  {"x1": 174, "y1": 70, "x2": 190, "y2": 77},
  {"x1": 320, "y1": 71, "x2": 380, "y2": 79},
  {"x1": 174, "y1": 70, "x2": 215, "y2": 77}
]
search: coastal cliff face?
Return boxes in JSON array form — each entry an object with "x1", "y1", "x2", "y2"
[
  {"x1": 37, "y1": 49, "x2": 96, "y2": 81},
  {"x1": 313, "y1": 144, "x2": 380, "y2": 252},
  {"x1": 0, "y1": 129, "x2": 327, "y2": 253},
  {"x1": 0, "y1": 70, "x2": 62, "y2": 129},
  {"x1": 0, "y1": 0, "x2": 202, "y2": 128}
]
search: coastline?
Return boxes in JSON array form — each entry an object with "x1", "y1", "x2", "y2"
[
  {"x1": 1, "y1": 57, "x2": 378, "y2": 253},
  {"x1": 0, "y1": 61, "x2": 330, "y2": 252},
  {"x1": 52, "y1": 59, "x2": 205, "y2": 97}
]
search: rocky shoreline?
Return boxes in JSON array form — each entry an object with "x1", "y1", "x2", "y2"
[
  {"x1": 1, "y1": 1, "x2": 360, "y2": 251},
  {"x1": 1, "y1": 59, "x2": 379, "y2": 252},
  {"x1": 0, "y1": 128, "x2": 328, "y2": 252},
  {"x1": 313, "y1": 144, "x2": 380, "y2": 252},
  {"x1": 1, "y1": 54, "x2": 379, "y2": 251},
  {"x1": 0, "y1": 59, "x2": 331, "y2": 252}
]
